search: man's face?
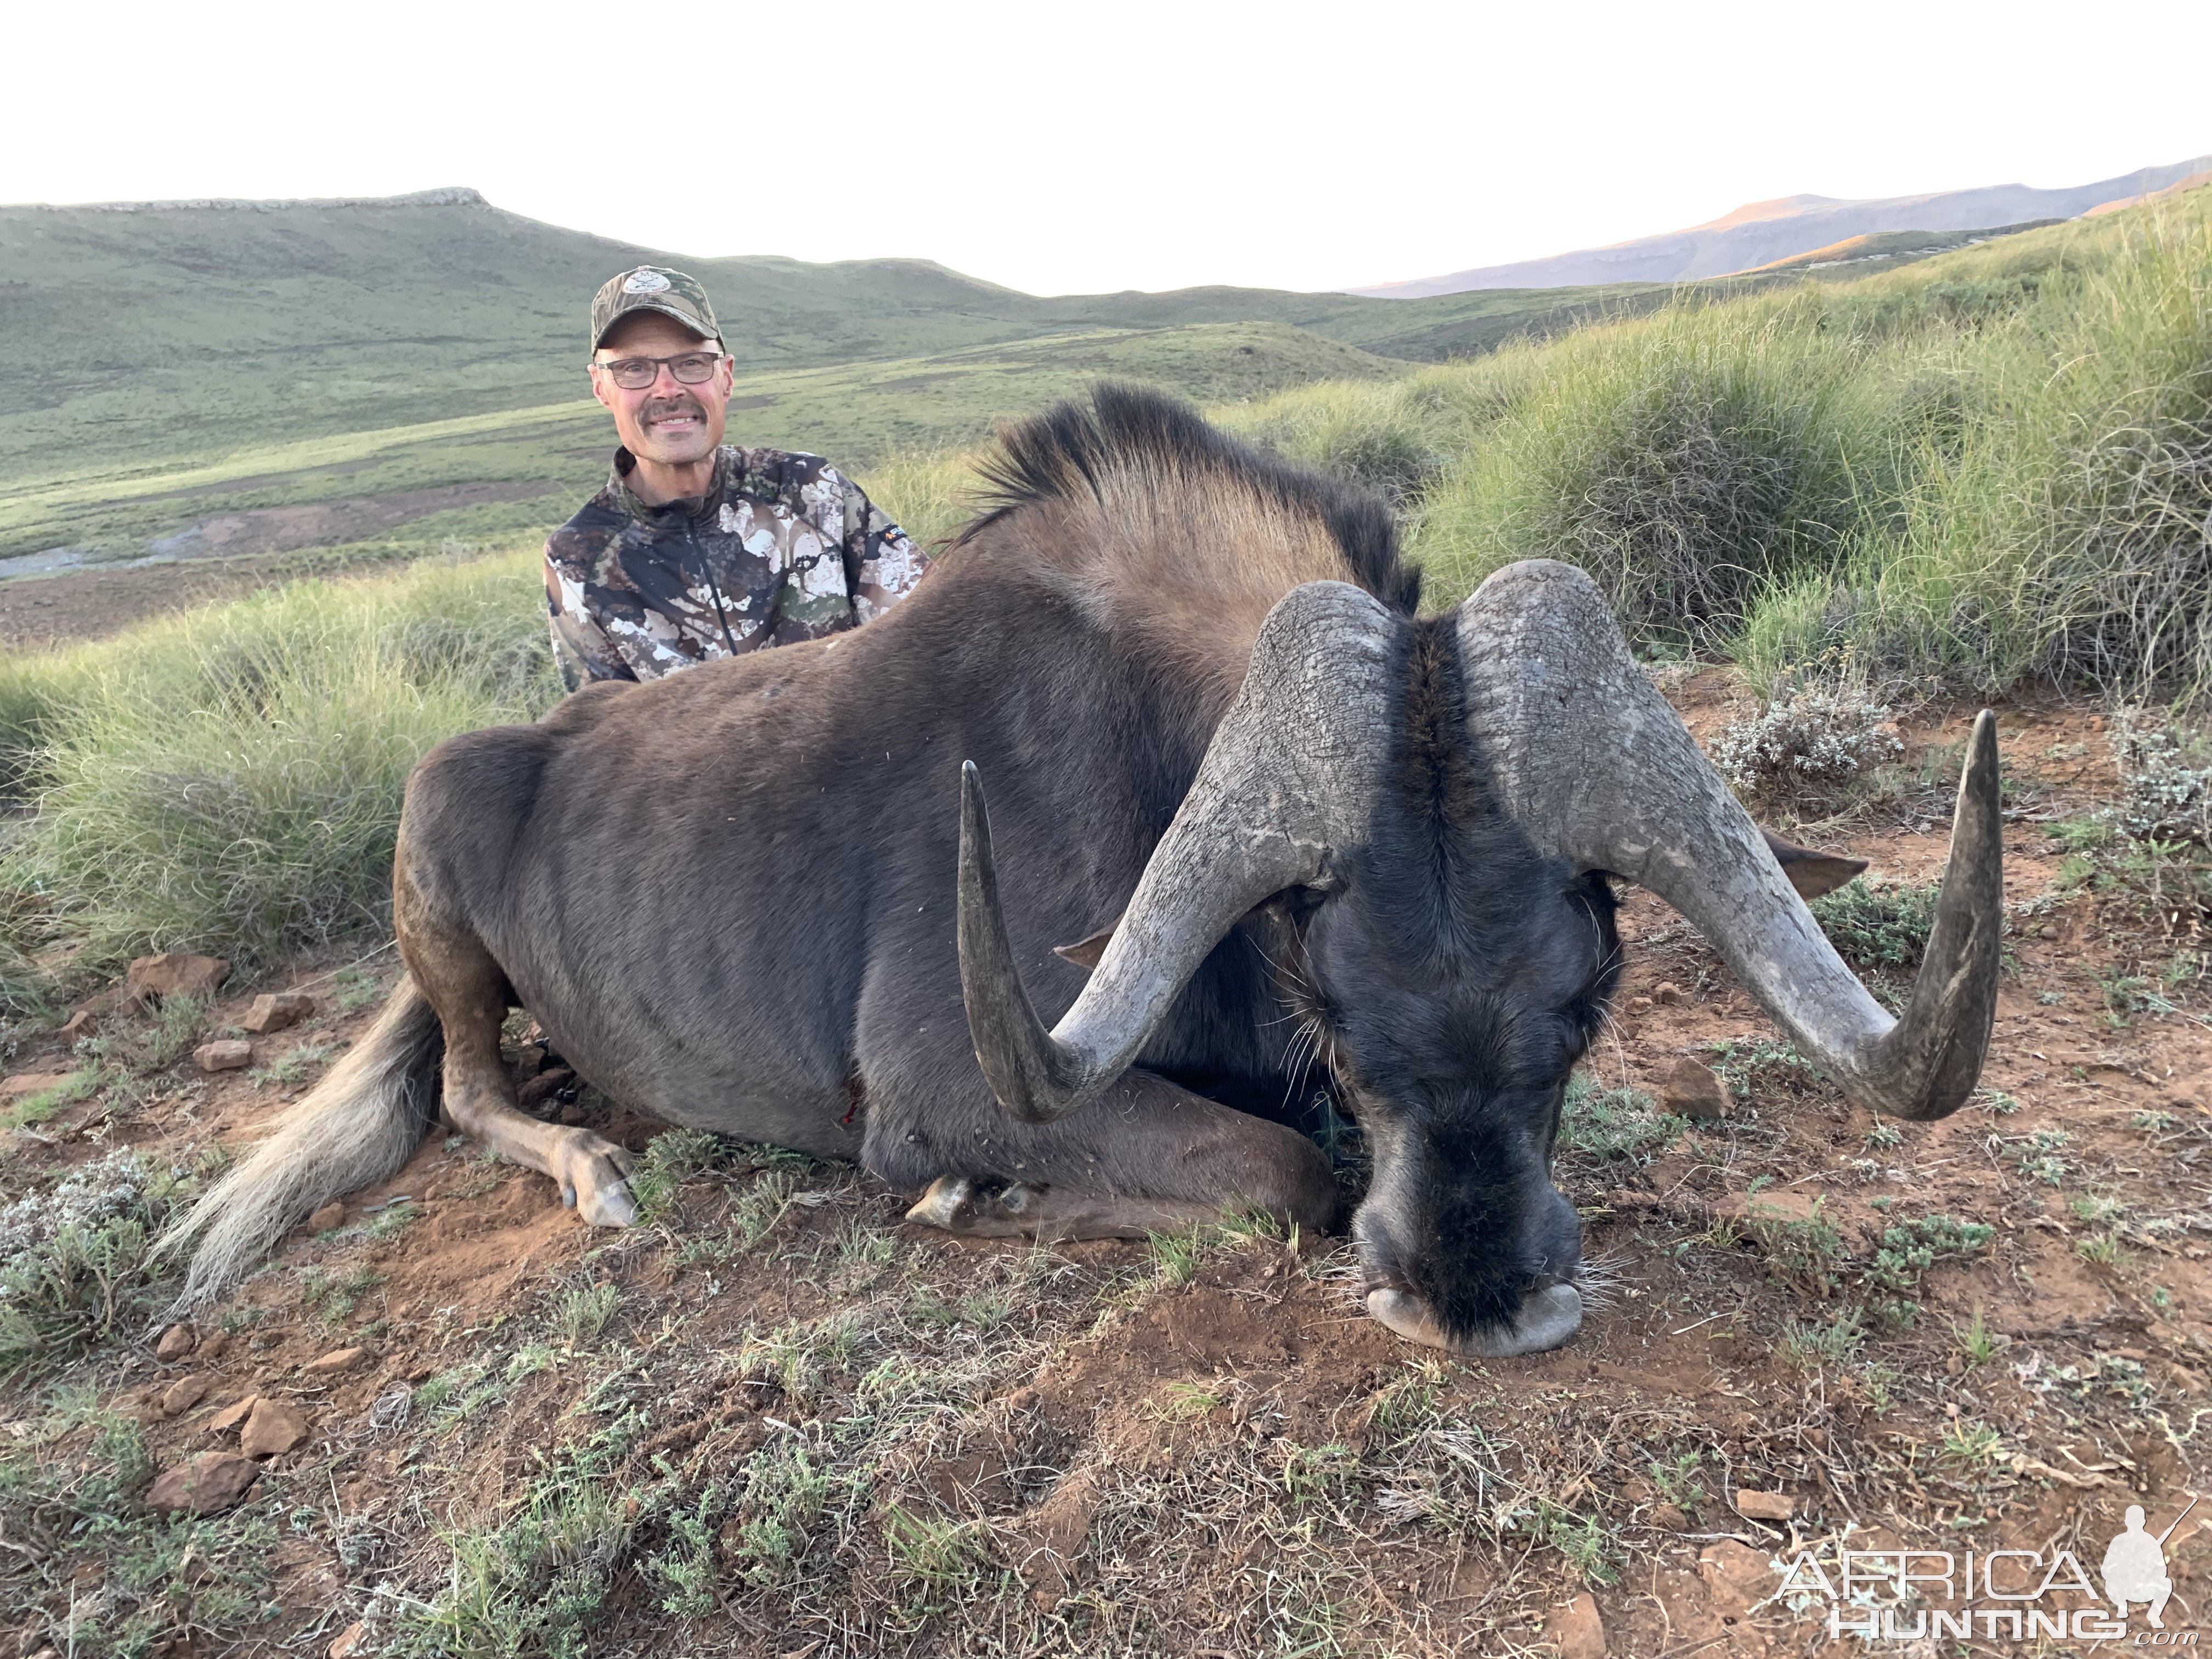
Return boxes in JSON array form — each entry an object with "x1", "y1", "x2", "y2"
[{"x1": 589, "y1": 312, "x2": 735, "y2": 469}]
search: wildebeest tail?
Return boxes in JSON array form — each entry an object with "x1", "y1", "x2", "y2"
[{"x1": 156, "y1": 976, "x2": 443, "y2": 1311}]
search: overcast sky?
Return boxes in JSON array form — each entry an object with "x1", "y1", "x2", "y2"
[{"x1": 7, "y1": 0, "x2": 2209, "y2": 296}]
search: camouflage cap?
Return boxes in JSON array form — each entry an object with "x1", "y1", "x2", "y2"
[{"x1": 590, "y1": 266, "x2": 722, "y2": 352}]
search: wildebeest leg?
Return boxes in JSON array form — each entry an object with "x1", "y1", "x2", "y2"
[
  {"x1": 905, "y1": 1175, "x2": 1236, "y2": 1240},
  {"x1": 887, "y1": 1068, "x2": 1338, "y2": 1242},
  {"x1": 394, "y1": 871, "x2": 638, "y2": 1226}
]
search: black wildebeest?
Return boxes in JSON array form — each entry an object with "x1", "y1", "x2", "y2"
[{"x1": 166, "y1": 386, "x2": 2001, "y2": 1357}]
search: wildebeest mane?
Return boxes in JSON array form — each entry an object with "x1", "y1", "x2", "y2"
[{"x1": 950, "y1": 384, "x2": 1420, "y2": 707}]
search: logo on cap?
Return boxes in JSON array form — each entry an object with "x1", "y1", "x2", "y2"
[{"x1": 622, "y1": 268, "x2": 673, "y2": 294}]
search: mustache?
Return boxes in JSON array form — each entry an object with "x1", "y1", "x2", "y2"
[{"x1": 641, "y1": 393, "x2": 707, "y2": 425}]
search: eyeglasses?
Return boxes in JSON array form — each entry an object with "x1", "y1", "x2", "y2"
[{"x1": 590, "y1": 351, "x2": 727, "y2": 390}]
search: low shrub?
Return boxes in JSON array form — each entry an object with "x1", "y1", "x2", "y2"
[
  {"x1": 1713, "y1": 675, "x2": 1903, "y2": 805},
  {"x1": 0, "y1": 1150, "x2": 202, "y2": 1376},
  {"x1": 1809, "y1": 878, "x2": 1941, "y2": 974}
]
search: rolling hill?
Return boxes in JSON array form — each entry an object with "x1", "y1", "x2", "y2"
[
  {"x1": 0, "y1": 188, "x2": 1673, "y2": 566},
  {"x1": 1352, "y1": 153, "x2": 2212, "y2": 295},
  {"x1": 0, "y1": 177, "x2": 2119, "y2": 576}
]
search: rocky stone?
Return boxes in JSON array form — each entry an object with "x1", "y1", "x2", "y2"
[
  {"x1": 242, "y1": 992, "x2": 313, "y2": 1035},
  {"x1": 306, "y1": 1346, "x2": 368, "y2": 1375},
  {"x1": 240, "y1": 1397, "x2": 310, "y2": 1458},
  {"x1": 1652, "y1": 981, "x2": 1686, "y2": 1006},
  {"x1": 68, "y1": 984, "x2": 132, "y2": 1027},
  {"x1": 204, "y1": 1394, "x2": 261, "y2": 1433},
  {"x1": 328, "y1": 1623, "x2": 367, "y2": 1659},
  {"x1": 147, "y1": 1451, "x2": 260, "y2": 1515},
  {"x1": 1699, "y1": 1537, "x2": 1775, "y2": 1611},
  {"x1": 195, "y1": 1039, "x2": 254, "y2": 1073},
  {"x1": 1734, "y1": 1488, "x2": 1796, "y2": 1521},
  {"x1": 307, "y1": 1202, "x2": 347, "y2": 1233},
  {"x1": 161, "y1": 1375, "x2": 212, "y2": 1417},
  {"x1": 1659, "y1": 1057, "x2": 1730, "y2": 1121},
  {"x1": 126, "y1": 952, "x2": 232, "y2": 1008},
  {"x1": 1546, "y1": 1592, "x2": 1608, "y2": 1659},
  {"x1": 155, "y1": 1322, "x2": 198, "y2": 1361},
  {"x1": 1647, "y1": 1501, "x2": 1690, "y2": 1533}
]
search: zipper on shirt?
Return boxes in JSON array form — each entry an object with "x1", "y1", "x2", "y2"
[{"x1": 687, "y1": 533, "x2": 742, "y2": 657}]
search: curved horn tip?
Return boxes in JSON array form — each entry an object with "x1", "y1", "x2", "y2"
[
  {"x1": 1863, "y1": 708, "x2": 2005, "y2": 1122},
  {"x1": 955, "y1": 757, "x2": 1090, "y2": 1126}
]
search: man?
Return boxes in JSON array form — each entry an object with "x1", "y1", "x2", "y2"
[
  {"x1": 2102, "y1": 1504, "x2": 2175, "y2": 1629},
  {"x1": 544, "y1": 265, "x2": 929, "y2": 690}
]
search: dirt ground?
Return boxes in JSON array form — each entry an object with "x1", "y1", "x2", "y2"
[
  {"x1": 1, "y1": 680, "x2": 2207, "y2": 1657},
  {"x1": 0, "y1": 482, "x2": 557, "y2": 650}
]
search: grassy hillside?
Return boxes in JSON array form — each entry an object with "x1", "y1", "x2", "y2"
[
  {"x1": 1, "y1": 321, "x2": 1399, "y2": 565},
  {"x1": 0, "y1": 192, "x2": 1679, "y2": 563},
  {"x1": 4, "y1": 186, "x2": 2207, "y2": 995}
]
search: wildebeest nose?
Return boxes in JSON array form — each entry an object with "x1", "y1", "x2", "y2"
[{"x1": 1364, "y1": 1281, "x2": 1583, "y2": 1359}]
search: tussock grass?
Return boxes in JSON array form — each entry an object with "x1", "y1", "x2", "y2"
[
  {"x1": 0, "y1": 550, "x2": 556, "y2": 1001},
  {"x1": 1416, "y1": 292, "x2": 1912, "y2": 645}
]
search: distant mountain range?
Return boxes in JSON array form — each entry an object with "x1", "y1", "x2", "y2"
[{"x1": 1351, "y1": 154, "x2": 2212, "y2": 297}]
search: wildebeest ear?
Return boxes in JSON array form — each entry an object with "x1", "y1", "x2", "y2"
[
  {"x1": 1053, "y1": 922, "x2": 1118, "y2": 969},
  {"x1": 1760, "y1": 828, "x2": 1869, "y2": 900}
]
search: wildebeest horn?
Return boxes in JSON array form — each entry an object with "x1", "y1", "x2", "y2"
[
  {"x1": 958, "y1": 580, "x2": 1398, "y2": 1122},
  {"x1": 1456, "y1": 560, "x2": 2001, "y2": 1121}
]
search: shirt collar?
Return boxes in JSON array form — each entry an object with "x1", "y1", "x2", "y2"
[{"x1": 609, "y1": 445, "x2": 733, "y2": 524}]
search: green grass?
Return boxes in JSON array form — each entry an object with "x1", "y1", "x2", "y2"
[
  {"x1": 4, "y1": 188, "x2": 2209, "y2": 1011},
  {"x1": 1559, "y1": 1076, "x2": 1688, "y2": 1163},
  {"x1": 0, "y1": 1150, "x2": 202, "y2": 1376},
  {"x1": 0, "y1": 192, "x2": 1667, "y2": 566},
  {"x1": 0, "y1": 550, "x2": 558, "y2": 998}
]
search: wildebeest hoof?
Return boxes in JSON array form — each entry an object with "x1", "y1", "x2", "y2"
[
  {"x1": 554, "y1": 1132, "x2": 637, "y2": 1227},
  {"x1": 905, "y1": 1176, "x2": 978, "y2": 1229},
  {"x1": 1364, "y1": 1282, "x2": 1582, "y2": 1358}
]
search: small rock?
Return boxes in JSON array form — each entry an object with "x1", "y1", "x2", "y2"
[
  {"x1": 1658, "y1": 1057, "x2": 1730, "y2": 1121},
  {"x1": 147, "y1": 1451, "x2": 260, "y2": 1515},
  {"x1": 240, "y1": 1397, "x2": 311, "y2": 1458},
  {"x1": 307, "y1": 1202, "x2": 347, "y2": 1234},
  {"x1": 1627, "y1": 995, "x2": 1653, "y2": 1014},
  {"x1": 195, "y1": 1039, "x2": 254, "y2": 1073},
  {"x1": 205, "y1": 1394, "x2": 261, "y2": 1433},
  {"x1": 59, "y1": 1008, "x2": 95, "y2": 1042},
  {"x1": 1546, "y1": 1592, "x2": 1607, "y2": 1659},
  {"x1": 155, "y1": 1322, "x2": 198, "y2": 1361},
  {"x1": 197, "y1": 1329, "x2": 231, "y2": 1360},
  {"x1": 1699, "y1": 1537, "x2": 1774, "y2": 1610},
  {"x1": 1652, "y1": 981, "x2": 1685, "y2": 1006},
  {"x1": 1735, "y1": 1488, "x2": 1796, "y2": 1521},
  {"x1": 329, "y1": 1623, "x2": 367, "y2": 1659},
  {"x1": 1647, "y1": 1501, "x2": 1690, "y2": 1533},
  {"x1": 161, "y1": 1375, "x2": 212, "y2": 1417},
  {"x1": 126, "y1": 951, "x2": 232, "y2": 1008},
  {"x1": 0, "y1": 1070, "x2": 74, "y2": 1102},
  {"x1": 242, "y1": 991, "x2": 314, "y2": 1035},
  {"x1": 306, "y1": 1346, "x2": 368, "y2": 1375}
]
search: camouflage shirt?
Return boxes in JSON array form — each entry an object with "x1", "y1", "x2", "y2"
[{"x1": 544, "y1": 445, "x2": 929, "y2": 690}]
